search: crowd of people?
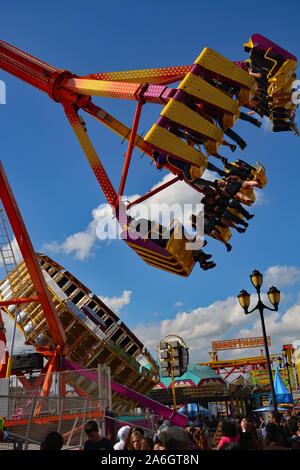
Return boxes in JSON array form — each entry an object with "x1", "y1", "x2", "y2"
[{"x1": 33, "y1": 409, "x2": 300, "y2": 451}]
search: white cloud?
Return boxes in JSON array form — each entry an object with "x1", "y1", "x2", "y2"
[
  {"x1": 133, "y1": 296, "x2": 248, "y2": 361},
  {"x1": 41, "y1": 203, "x2": 115, "y2": 260},
  {"x1": 99, "y1": 289, "x2": 132, "y2": 315},
  {"x1": 133, "y1": 292, "x2": 300, "y2": 367},
  {"x1": 262, "y1": 115, "x2": 272, "y2": 134},
  {"x1": 263, "y1": 265, "x2": 300, "y2": 288},
  {"x1": 40, "y1": 163, "x2": 267, "y2": 261},
  {"x1": 174, "y1": 301, "x2": 183, "y2": 308},
  {"x1": 253, "y1": 186, "x2": 268, "y2": 206},
  {"x1": 41, "y1": 172, "x2": 208, "y2": 260}
]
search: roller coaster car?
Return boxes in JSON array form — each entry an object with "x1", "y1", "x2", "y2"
[{"x1": 121, "y1": 220, "x2": 196, "y2": 277}]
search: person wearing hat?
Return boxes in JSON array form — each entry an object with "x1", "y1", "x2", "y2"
[{"x1": 114, "y1": 426, "x2": 131, "y2": 450}]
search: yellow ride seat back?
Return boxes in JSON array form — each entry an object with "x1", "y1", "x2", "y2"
[
  {"x1": 227, "y1": 207, "x2": 244, "y2": 220},
  {"x1": 268, "y1": 60, "x2": 297, "y2": 94},
  {"x1": 252, "y1": 162, "x2": 267, "y2": 188},
  {"x1": 239, "y1": 186, "x2": 256, "y2": 205},
  {"x1": 126, "y1": 220, "x2": 195, "y2": 277},
  {"x1": 144, "y1": 124, "x2": 208, "y2": 170},
  {"x1": 194, "y1": 47, "x2": 257, "y2": 104},
  {"x1": 189, "y1": 165, "x2": 206, "y2": 181},
  {"x1": 166, "y1": 222, "x2": 195, "y2": 268},
  {"x1": 160, "y1": 99, "x2": 224, "y2": 155},
  {"x1": 210, "y1": 224, "x2": 232, "y2": 242},
  {"x1": 177, "y1": 72, "x2": 240, "y2": 129},
  {"x1": 268, "y1": 75, "x2": 297, "y2": 98}
]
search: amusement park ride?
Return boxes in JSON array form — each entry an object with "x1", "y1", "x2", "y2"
[
  {"x1": 0, "y1": 33, "x2": 297, "y2": 278},
  {"x1": 0, "y1": 33, "x2": 298, "y2": 425}
]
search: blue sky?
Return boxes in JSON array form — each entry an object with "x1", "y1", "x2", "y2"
[{"x1": 0, "y1": 0, "x2": 300, "y2": 369}]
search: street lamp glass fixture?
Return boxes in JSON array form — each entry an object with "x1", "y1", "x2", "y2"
[
  {"x1": 237, "y1": 290, "x2": 251, "y2": 313},
  {"x1": 250, "y1": 270, "x2": 263, "y2": 290},
  {"x1": 267, "y1": 286, "x2": 280, "y2": 309}
]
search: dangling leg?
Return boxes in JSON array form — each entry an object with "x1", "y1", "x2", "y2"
[
  {"x1": 222, "y1": 210, "x2": 248, "y2": 228},
  {"x1": 223, "y1": 128, "x2": 247, "y2": 150},
  {"x1": 221, "y1": 140, "x2": 237, "y2": 152},
  {"x1": 220, "y1": 217, "x2": 246, "y2": 233},
  {"x1": 228, "y1": 200, "x2": 254, "y2": 220},
  {"x1": 207, "y1": 161, "x2": 227, "y2": 177},
  {"x1": 239, "y1": 111, "x2": 262, "y2": 128},
  {"x1": 211, "y1": 229, "x2": 232, "y2": 251}
]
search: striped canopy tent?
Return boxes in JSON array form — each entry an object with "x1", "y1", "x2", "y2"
[{"x1": 154, "y1": 364, "x2": 229, "y2": 389}]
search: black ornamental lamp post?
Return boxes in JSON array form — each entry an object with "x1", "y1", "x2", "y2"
[{"x1": 237, "y1": 270, "x2": 280, "y2": 412}]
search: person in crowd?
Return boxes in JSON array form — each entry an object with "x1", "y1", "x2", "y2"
[
  {"x1": 140, "y1": 437, "x2": 154, "y2": 450},
  {"x1": 263, "y1": 423, "x2": 289, "y2": 450},
  {"x1": 193, "y1": 428, "x2": 211, "y2": 450},
  {"x1": 208, "y1": 414, "x2": 218, "y2": 429},
  {"x1": 40, "y1": 431, "x2": 64, "y2": 450},
  {"x1": 0, "y1": 425, "x2": 9, "y2": 442},
  {"x1": 153, "y1": 440, "x2": 166, "y2": 450},
  {"x1": 184, "y1": 426, "x2": 201, "y2": 450},
  {"x1": 153, "y1": 419, "x2": 164, "y2": 444},
  {"x1": 237, "y1": 417, "x2": 259, "y2": 450},
  {"x1": 283, "y1": 416, "x2": 300, "y2": 449},
  {"x1": 125, "y1": 428, "x2": 144, "y2": 450},
  {"x1": 193, "y1": 413, "x2": 205, "y2": 429},
  {"x1": 113, "y1": 425, "x2": 131, "y2": 450},
  {"x1": 212, "y1": 420, "x2": 224, "y2": 449},
  {"x1": 219, "y1": 441, "x2": 241, "y2": 450},
  {"x1": 83, "y1": 420, "x2": 114, "y2": 450},
  {"x1": 158, "y1": 426, "x2": 192, "y2": 450},
  {"x1": 217, "y1": 419, "x2": 240, "y2": 449}
]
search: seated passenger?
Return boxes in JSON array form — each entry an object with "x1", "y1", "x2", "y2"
[
  {"x1": 152, "y1": 150, "x2": 227, "y2": 179},
  {"x1": 202, "y1": 195, "x2": 248, "y2": 229},
  {"x1": 132, "y1": 218, "x2": 170, "y2": 248},
  {"x1": 204, "y1": 206, "x2": 246, "y2": 234},
  {"x1": 190, "y1": 213, "x2": 232, "y2": 252},
  {"x1": 132, "y1": 217, "x2": 215, "y2": 269},
  {"x1": 216, "y1": 177, "x2": 259, "y2": 206}
]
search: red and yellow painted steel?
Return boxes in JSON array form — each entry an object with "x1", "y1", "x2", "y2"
[
  {"x1": 85, "y1": 65, "x2": 192, "y2": 84},
  {"x1": 0, "y1": 162, "x2": 67, "y2": 352}
]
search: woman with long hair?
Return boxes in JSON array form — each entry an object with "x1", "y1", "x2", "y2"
[
  {"x1": 212, "y1": 420, "x2": 224, "y2": 449},
  {"x1": 193, "y1": 428, "x2": 211, "y2": 450}
]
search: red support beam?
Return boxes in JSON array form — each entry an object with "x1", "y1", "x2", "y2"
[
  {"x1": 0, "y1": 296, "x2": 39, "y2": 307},
  {"x1": 116, "y1": 99, "x2": 144, "y2": 205},
  {"x1": 0, "y1": 162, "x2": 67, "y2": 349},
  {"x1": 126, "y1": 176, "x2": 181, "y2": 210}
]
